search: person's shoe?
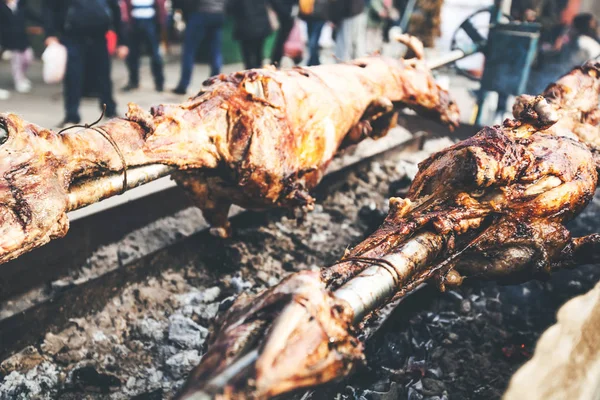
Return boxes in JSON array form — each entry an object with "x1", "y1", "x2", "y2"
[
  {"x1": 15, "y1": 79, "x2": 32, "y2": 93},
  {"x1": 0, "y1": 89, "x2": 10, "y2": 100},
  {"x1": 156, "y1": 84, "x2": 164, "y2": 93},
  {"x1": 172, "y1": 87, "x2": 186, "y2": 95},
  {"x1": 121, "y1": 83, "x2": 139, "y2": 92}
]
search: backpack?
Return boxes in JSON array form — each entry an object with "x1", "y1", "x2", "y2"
[
  {"x1": 64, "y1": 0, "x2": 113, "y2": 34},
  {"x1": 299, "y1": 0, "x2": 330, "y2": 20}
]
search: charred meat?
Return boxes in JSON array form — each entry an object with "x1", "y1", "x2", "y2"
[
  {"x1": 179, "y1": 62, "x2": 600, "y2": 399},
  {"x1": 0, "y1": 51, "x2": 459, "y2": 265}
]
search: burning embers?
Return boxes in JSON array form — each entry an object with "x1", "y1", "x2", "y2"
[{"x1": 178, "y1": 62, "x2": 600, "y2": 399}]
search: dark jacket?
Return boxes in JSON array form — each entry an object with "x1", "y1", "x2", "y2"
[
  {"x1": 42, "y1": 0, "x2": 125, "y2": 44},
  {"x1": 269, "y1": 0, "x2": 297, "y2": 18},
  {"x1": 299, "y1": 0, "x2": 330, "y2": 21},
  {"x1": 226, "y1": 0, "x2": 272, "y2": 40},
  {"x1": 123, "y1": 0, "x2": 168, "y2": 28},
  {"x1": 176, "y1": 0, "x2": 226, "y2": 15},
  {"x1": 0, "y1": 0, "x2": 42, "y2": 50},
  {"x1": 329, "y1": 0, "x2": 365, "y2": 22}
]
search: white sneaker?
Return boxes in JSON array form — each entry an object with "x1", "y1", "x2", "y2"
[
  {"x1": 0, "y1": 89, "x2": 10, "y2": 100},
  {"x1": 15, "y1": 79, "x2": 32, "y2": 93}
]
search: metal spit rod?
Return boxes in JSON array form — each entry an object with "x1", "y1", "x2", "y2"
[
  {"x1": 427, "y1": 48, "x2": 477, "y2": 70},
  {"x1": 189, "y1": 232, "x2": 445, "y2": 399},
  {"x1": 334, "y1": 232, "x2": 444, "y2": 322},
  {"x1": 67, "y1": 164, "x2": 175, "y2": 212}
]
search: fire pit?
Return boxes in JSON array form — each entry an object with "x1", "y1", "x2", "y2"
[{"x1": 1, "y1": 134, "x2": 598, "y2": 399}]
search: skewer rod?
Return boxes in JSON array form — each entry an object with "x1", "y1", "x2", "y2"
[
  {"x1": 67, "y1": 164, "x2": 175, "y2": 211},
  {"x1": 427, "y1": 48, "x2": 478, "y2": 70},
  {"x1": 334, "y1": 232, "x2": 444, "y2": 322}
]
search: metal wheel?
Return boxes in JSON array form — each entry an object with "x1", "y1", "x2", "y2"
[{"x1": 450, "y1": 6, "x2": 512, "y2": 81}]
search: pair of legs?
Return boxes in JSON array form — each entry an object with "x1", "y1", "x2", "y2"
[
  {"x1": 62, "y1": 34, "x2": 116, "y2": 124},
  {"x1": 306, "y1": 20, "x2": 325, "y2": 66},
  {"x1": 239, "y1": 37, "x2": 266, "y2": 69},
  {"x1": 125, "y1": 18, "x2": 164, "y2": 91},
  {"x1": 10, "y1": 48, "x2": 33, "y2": 93},
  {"x1": 270, "y1": 15, "x2": 294, "y2": 67},
  {"x1": 335, "y1": 12, "x2": 368, "y2": 62},
  {"x1": 175, "y1": 11, "x2": 224, "y2": 93}
]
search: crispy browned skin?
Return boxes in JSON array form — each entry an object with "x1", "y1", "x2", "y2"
[
  {"x1": 180, "y1": 62, "x2": 600, "y2": 400},
  {"x1": 0, "y1": 55, "x2": 459, "y2": 265},
  {"x1": 325, "y1": 61, "x2": 600, "y2": 287},
  {"x1": 180, "y1": 271, "x2": 363, "y2": 399}
]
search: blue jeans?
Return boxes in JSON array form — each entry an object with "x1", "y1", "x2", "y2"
[
  {"x1": 306, "y1": 20, "x2": 325, "y2": 66},
  {"x1": 62, "y1": 34, "x2": 116, "y2": 123},
  {"x1": 126, "y1": 18, "x2": 164, "y2": 88},
  {"x1": 177, "y1": 12, "x2": 224, "y2": 91}
]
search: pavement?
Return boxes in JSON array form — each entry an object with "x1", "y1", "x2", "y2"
[
  {"x1": 0, "y1": 49, "x2": 243, "y2": 128},
  {"x1": 0, "y1": 45, "x2": 479, "y2": 128}
]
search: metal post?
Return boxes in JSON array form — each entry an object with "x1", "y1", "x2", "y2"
[
  {"x1": 334, "y1": 232, "x2": 444, "y2": 322},
  {"x1": 500, "y1": 0, "x2": 512, "y2": 18},
  {"x1": 476, "y1": 0, "x2": 512, "y2": 126},
  {"x1": 399, "y1": 0, "x2": 418, "y2": 33}
]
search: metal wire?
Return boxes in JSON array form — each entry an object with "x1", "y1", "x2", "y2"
[{"x1": 58, "y1": 105, "x2": 129, "y2": 194}]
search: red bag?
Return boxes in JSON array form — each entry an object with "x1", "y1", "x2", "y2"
[
  {"x1": 106, "y1": 30, "x2": 117, "y2": 56},
  {"x1": 284, "y1": 21, "x2": 304, "y2": 63}
]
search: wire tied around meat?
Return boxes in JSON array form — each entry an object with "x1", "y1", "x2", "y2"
[
  {"x1": 58, "y1": 105, "x2": 129, "y2": 194},
  {"x1": 330, "y1": 256, "x2": 402, "y2": 286}
]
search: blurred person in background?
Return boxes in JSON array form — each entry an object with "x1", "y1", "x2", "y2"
[
  {"x1": 299, "y1": 0, "x2": 330, "y2": 66},
  {"x1": 527, "y1": 12, "x2": 600, "y2": 94},
  {"x1": 282, "y1": 16, "x2": 304, "y2": 65},
  {"x1": 564, "y1": 13, "x2": 600, "y2": 64},
  {"x1": 332, "y1": 0, "x2": 366, "y2": 62},
  {"x1": 122, "y1": 0, "x2": 167, "y2": 92},
  {"x1": 366, "y1": 0, "x2": 398, "y2": 53},
  {"x1": 172, "y1": 0, "x2": 226, "y2": 95},
  {"x1": 226, "y1": 0, "x2": 272, "y2": 69},
  {"x1": 43, "y1": 0, "x2": 129, "y2": 126},
  {"x1": 511, "y1": 0, "x2": 572, "y2": 53},
  {"x1": 0, "y1": 0, "x2": 42, "y2": 93},
  {"x1": 269, "y1": 0, "x2": 298, "y2": 67}
]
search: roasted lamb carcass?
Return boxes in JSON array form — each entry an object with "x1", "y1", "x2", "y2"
[
  {"x1": 178, "y1": 62, "x2": 600, "y2": 400},
  {"x1": 0, "y1": 48, "x2": 459, "y2": 265}
]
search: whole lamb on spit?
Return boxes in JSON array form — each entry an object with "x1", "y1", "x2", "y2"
[
  {"x1": 177, "y1": 62, "x2": 600, "y2": 400},
  {"x1": 0, "y1": 38, "x2": 458, "y2": 265}
]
